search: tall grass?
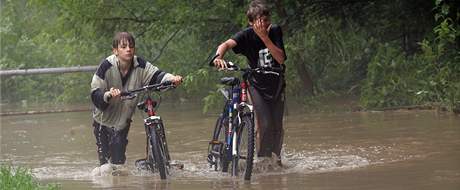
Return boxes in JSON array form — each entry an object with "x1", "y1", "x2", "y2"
[{"x1": 0, "y1": 165, "x2": 60, "y2": 190}]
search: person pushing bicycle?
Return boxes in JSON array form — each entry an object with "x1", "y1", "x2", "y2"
[
  {"x1": 90, "y1": 32, "x2": 182, "y2": 172},
  {"x1": 212, "y1": 0, "x2": 287, "y2": 166}
]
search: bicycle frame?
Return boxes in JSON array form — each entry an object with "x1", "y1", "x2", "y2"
[
  {"x1": 123, "y1": 82, "x2": 174, "y2": 179},
  {"x1": 208, "y1": 63, "x2": 257, "y2": 178},
  {"x1": 220, "y1": 79, "x2": 254, "y2": 164},
  {"x1": 208, "y1": 54, "x2": 280, "y2": 180},
  {"x1": 142, "y1": 95, "x2": 171, "y2": 163}
]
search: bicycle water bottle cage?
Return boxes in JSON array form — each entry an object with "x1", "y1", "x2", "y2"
[{"x1": 220, "y1": 77, "x2": 240, "y2": 86}]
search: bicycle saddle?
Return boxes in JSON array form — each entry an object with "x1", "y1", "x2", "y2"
[{"x1": 220, "y1": 77, "x2": 240, "y2": 86}]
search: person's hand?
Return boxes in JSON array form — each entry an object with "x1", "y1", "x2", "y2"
[
  {"x1": 172, "y1": 75, "x2": 183, "y2": 86},
  {"x1": 253, "y1": 18, "x2": 271, "y2": 39},
  {"x1": 213, "y1": 58, "x2": 227, "y2": 70},
  {"x1": 109, "y1": 87, "x2": 121, "y2": 98}
]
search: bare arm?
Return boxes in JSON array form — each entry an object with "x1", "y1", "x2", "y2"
[
  {"x1": 213, "y1": 39, "x2": 237, "y2": 69},
  {"x1": 260, "y1": 35, "x2": 285, "y2": 64}
]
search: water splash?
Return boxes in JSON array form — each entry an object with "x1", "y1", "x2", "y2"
[{"x1": 21, "y1": 145, "x2": 410, "y2": 180}]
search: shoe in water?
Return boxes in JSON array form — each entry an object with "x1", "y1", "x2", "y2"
[
  {"x1": 111, "y1": 164, "x2": 129, "y2": 176},
  {"x1": 91, "y1": 166, "x2": 101, "y2": 176},
  {"x1": 99, "y1": 163, "x2": 113, "y2": 176},
  {"x1": 271, "y1": 153, "x2": 283, "y2": 167}
]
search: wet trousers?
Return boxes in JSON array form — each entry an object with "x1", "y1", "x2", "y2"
[
  {"x1": 93, "y1": 121, "x2": 130, "y2": 165},
  {"x1": 248, "y1": 86, "x2": 285, "y2": 158}
]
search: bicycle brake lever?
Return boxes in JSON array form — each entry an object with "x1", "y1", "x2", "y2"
[
  {"x1": 121, "y1": 93, "x2": 137, "y2": 100},
  {"x1": 264, "y1": 71, "x2": 280, "y2": 76}
]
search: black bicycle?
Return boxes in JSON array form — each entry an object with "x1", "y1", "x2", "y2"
[
  {"x1": 206, "y1": 55, "x2": 282, "y2": 180},
  {"x1": 121, "y1": 81, "x2": 176, "y2": 179}
]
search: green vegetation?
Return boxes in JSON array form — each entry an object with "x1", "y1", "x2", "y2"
[
  {"x1": 0, "y1": 165, "x2": 59, "y2": 190},
  {"x1": 1, "y1": 0, "x2": 458, "y2": 112},
  {"x1": 361, "y1": 0, "x2": 460, "y2": 111}
]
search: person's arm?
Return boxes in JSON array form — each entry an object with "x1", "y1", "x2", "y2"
[
  {"x1": 139, "y1": 57, "x2": 182, "y2": 86},
  {"x1": 260, "y1": 36, "x2": 285, "y2": 64},
  {"x1": 253, "y1": 20, "x2": 285, "y2": 64},
  {"x1": 159, "y1": 73, "x2": 182, "y2": 86},
  {"x1": 213, "y1": 39, "x2": 237, "y2": 69},
  {"x1": 90, "y1": 59, "x2": 113, "y2": 110}
]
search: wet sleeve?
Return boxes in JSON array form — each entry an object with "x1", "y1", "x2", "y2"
[
  {"x1": 231, "y1": 30, "x2": 248, "y2": 55},
  {"x1": 91, "y1": 88, "x2": 110, "y2": 110},
  {"x1": 90, "y1": 59, "x2": 112, "y2": 110},
  {"x1": 142, "y1": 61, "x2": 174, "y2": 85}
]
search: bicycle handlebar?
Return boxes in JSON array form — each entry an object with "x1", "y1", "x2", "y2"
[
  {"x1": 209, "y1": 54, "x2": 219, "y2": 66},
  {"x1": 208, "y1": 54, "x2": 283, "y2": 76},
  {"x1": 121, "y1": 81, "x2": 176, "y2": 97}
]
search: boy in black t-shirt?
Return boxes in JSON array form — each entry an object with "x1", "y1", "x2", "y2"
[{"x1": 212, "y1": 0, "x2": 287, "y2": 166}]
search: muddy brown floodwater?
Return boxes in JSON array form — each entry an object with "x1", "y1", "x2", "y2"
[{"x1": 1, "y1": 103, "x2": 459, "y2": 190}]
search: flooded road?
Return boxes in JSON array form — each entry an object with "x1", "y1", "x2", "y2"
[{"x1": 1, "y1": 104, "x2": 460, "y2": 189}]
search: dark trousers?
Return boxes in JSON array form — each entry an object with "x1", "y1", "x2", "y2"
[
  {"x1": 248, "y1": 86, "x2": 285, "y2": 158},
  {"x1": 93, "y1": 121, "x2": 130, "y2": 165}
]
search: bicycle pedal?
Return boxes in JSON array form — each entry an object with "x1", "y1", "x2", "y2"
[
  {"x1": 209, "y1": 140, "x2": 223, "y2": 145},
  {"x1": 207, "y1": 154, "x2": 214, "y2": 162},
  {"x1": 207, "y1": 154, "x2": 216, "y2": 165}
]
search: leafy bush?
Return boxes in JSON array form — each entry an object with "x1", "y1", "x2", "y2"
[{"x1": 360, "y1": 0, "x2": 459, "y2": 110}]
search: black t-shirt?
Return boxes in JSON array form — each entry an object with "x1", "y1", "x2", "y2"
[{"x1": 231, "y1": 24, "x2": 287, "y2": 100}]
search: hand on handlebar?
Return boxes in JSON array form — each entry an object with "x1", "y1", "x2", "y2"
[
  {"x1": 213, "y1": 58, "x2": 228, "y2": 70},
  {"x1": 109, "y1": 87, "x2": 121, "y2": 98},
  {"x1": 172, "y1": 75, "x2": 183, "y2": 86}
]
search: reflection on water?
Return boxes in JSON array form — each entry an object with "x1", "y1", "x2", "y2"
[{"x1": 1, "y1": 103, "x2": 460, "y2": 189}]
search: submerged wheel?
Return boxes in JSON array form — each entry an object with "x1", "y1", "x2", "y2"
[
  {"x1": 150, "y1": 124, "x2": 168, "y2": 179},
  {"x1": 208, "y1": 116, "x2": 223, "y2": 171},
  {"x1": 216, "y1": 116, "x2": 230, "y2": 172},
  {"x1": 232, "y1": 114, "x2": 255, "y2": 180}
]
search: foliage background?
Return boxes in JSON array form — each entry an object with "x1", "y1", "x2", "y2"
[{"x1": 1, "y1": 0, "x2": 459, "y2": 112}]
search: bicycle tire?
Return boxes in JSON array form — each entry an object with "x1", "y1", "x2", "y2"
[
  {"x1": 216, "y1": 116, "x2": 230, "y2": 172},
  {"x1": 208, "y1": 115, "x2": 222, "y2": 171},
  {"x1": 158, "y1": 122, "x2": 172, "y2": 164},
  {"x1": 232, "y1": 113, "x2": 255, "y2": 180},
  {"x1": 150, "y1": 124, "x2": 168, "y2": 179}
]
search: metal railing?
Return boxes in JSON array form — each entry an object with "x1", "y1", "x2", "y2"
[
  {"x1": 1, "y1": 66, "x2": 98, "y2": 116},
  {"x1": 0, "y1": 66, "x2": 98, "y2": 77}
]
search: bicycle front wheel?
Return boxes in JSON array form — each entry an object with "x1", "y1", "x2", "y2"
[
  {"x1": 149, "y1": 124, "x2": 169, "y2": 179},
  {"x1": 232, "y1": 113, "x2": 255, "y2": 180}
]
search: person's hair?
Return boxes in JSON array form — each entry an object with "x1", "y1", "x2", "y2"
[
  {"x1": 246, "y1": 0, "x2": 270, "y2": 22},
  {"x1": 112, "y1": 32, "x2": 135, "y2": 49}
]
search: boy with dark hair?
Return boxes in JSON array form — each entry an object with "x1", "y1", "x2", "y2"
[
  {"x1": 90, "y1": 32, "x2": 182, "y2": 169},
  {"x1": 212, "y1": 0, "x2": 287, "y2": 166}
]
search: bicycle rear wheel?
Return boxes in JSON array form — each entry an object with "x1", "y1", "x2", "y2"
[
  {"x1": 232, "y1": 113, "x2": 255, "y2": 180},
  {"x1": 149, "y1": 123, "x2": 169, "y2": 179},
  {"x1": 208, "y1": 115, "x2": 230, "y2": 172}
]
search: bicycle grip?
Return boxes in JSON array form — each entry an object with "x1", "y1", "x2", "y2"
[
  {"x1": 209, "y1": 54, "x2": 219, "y2": 66},
  {"x1": 162, "y1": 81, "x2": 173, "y2": 86}
]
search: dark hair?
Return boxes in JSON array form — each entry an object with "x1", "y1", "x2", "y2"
[
  {"x1": 246, "y1": 0, "x2": 270, "y2": 22},
  {"x1": 112, "y1": 32, "x2": 135, "y2": 49}
]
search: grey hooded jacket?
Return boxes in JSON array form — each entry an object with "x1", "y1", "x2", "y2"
[{"x1": 90, "y1": 54, "x2": 174, "y2": 130}]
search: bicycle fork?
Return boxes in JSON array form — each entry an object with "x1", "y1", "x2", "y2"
[{"x1": 145, "y1": 116, "x2": 170, "y2": 166}]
